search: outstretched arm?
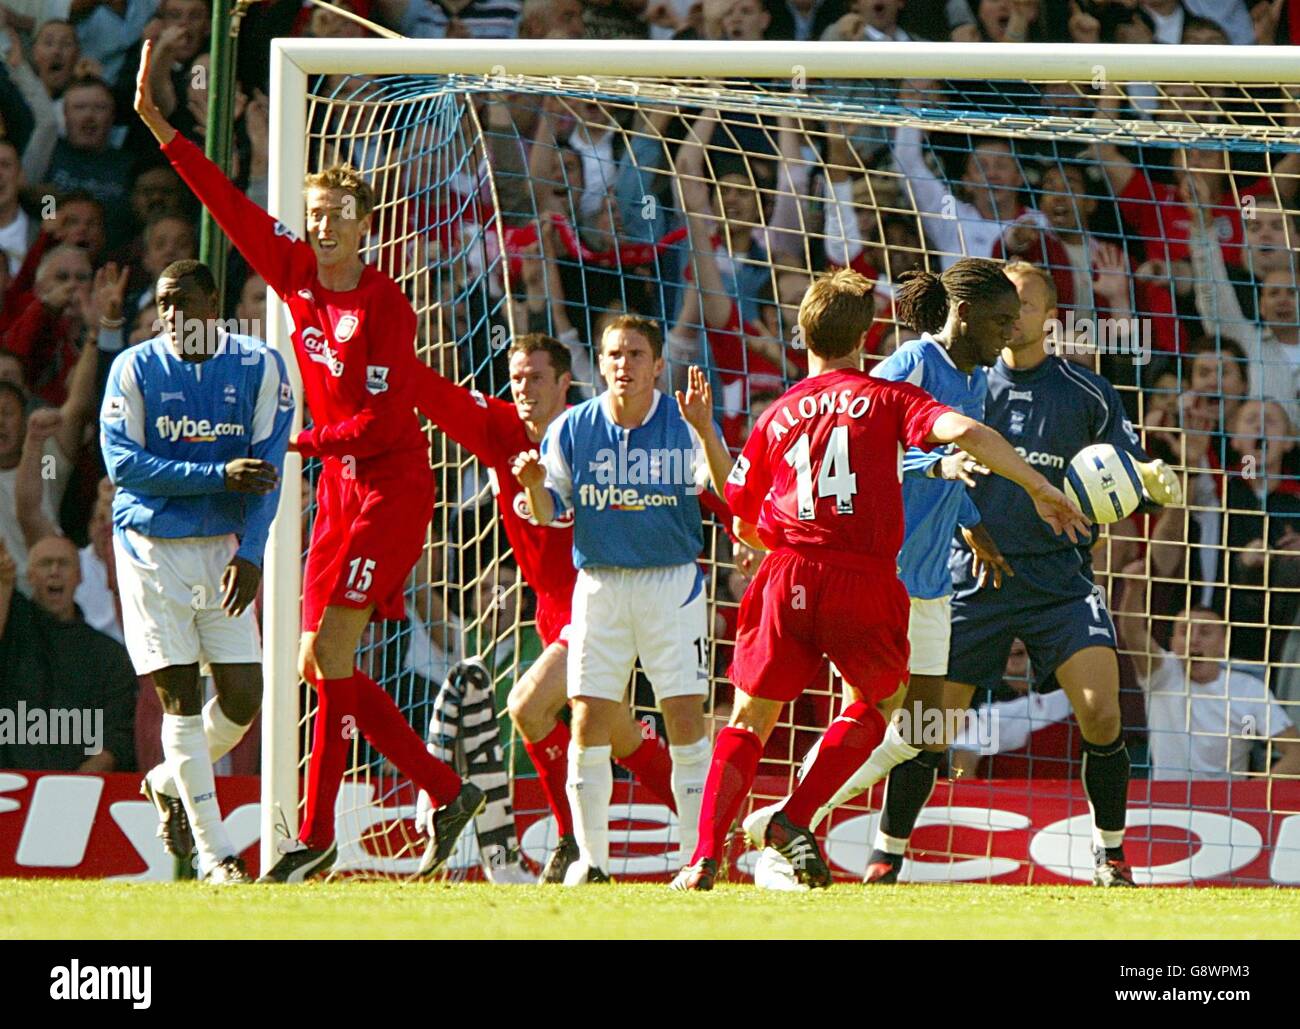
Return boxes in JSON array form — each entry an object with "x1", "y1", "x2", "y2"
[
  {"x1": 135, "y1": 39, "x2": 306, "y2": 297},
  {"x1": 1113, "y1": 558, "x2": 1160, "y2": 670},
  {"x1": 674, "y1": 110, "x2": 734, "y2": 331},
  {"x1": 928, "y1": 411, "x2": 1090, "y2": 542}
]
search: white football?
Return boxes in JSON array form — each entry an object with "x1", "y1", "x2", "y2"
[{"x1": 1063, "y1": 443, "x2": 1143, "y2": 525}]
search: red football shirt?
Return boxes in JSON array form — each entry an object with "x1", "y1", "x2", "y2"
[
  {"x1": 725, "y1": 368, "x2": 950, "y2": 565},
  {"x1": 411, "y1": 364, "x2": 577, "y2": 605},
  {"x1": 164, "y1": 135, "x2": 427, "y2": 473},
  {"x1": 1117, "y1": 171, "x2": 1264, "y2": 267}
]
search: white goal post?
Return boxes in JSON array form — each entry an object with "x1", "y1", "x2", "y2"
[{"x1": 262, "y1": 38, "x2": 1300, "y2": 877}]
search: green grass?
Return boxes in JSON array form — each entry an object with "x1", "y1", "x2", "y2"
[{"x1": 2, "y1": 879, "x2": 1297, "y2": 939}]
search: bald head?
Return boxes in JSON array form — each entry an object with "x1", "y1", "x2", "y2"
[{"x1": 27, "y1": 534, "x2": 80, "y2": 620}]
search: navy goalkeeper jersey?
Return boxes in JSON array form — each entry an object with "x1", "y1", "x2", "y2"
[{"x1": 962, "y1": 355, "x2": 1150, "y2": 560}]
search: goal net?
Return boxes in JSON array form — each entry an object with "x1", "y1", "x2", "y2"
[{"x1": 261, "y1": 39, "x2": 1300, "y2": 886}]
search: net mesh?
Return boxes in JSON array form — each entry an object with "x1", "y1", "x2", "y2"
[{"x1": 285, "y1": 68, "x2": 1300, "y2": 884}]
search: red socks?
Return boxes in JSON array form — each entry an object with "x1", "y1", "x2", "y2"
[
  {"x1": 352, "y1": 670, "x2": 463, "y2": 805},
  {"x1": 692, "y1": 726, "x2": 762, "y2": 864},
  {"x1": 523, "y1": 722, "x2": 575, "y2": 836},
  {"x1": 782, "y1": 701, "x2": 885, "y2": 827},
  {"x1": 300, "y1": 674, "x2": 359, "y2": 849},
  {"x1": 616, "y1": 735, "x2": 678, "y2": 813},
  {"x1": 525, "y1": 723, "x2": 681, "y2": 837},
  {"x1": 301, "y1": 670, "x2": 464, "y2": 849}
]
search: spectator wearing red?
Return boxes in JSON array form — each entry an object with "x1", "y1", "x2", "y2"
[{"x1": 4, "y1": 244, "x2": 91, "y2": 405}]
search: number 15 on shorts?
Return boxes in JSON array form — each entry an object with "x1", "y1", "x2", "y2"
[{"x1": 347, "y1": 557, "x2": 375, "y2": 599}]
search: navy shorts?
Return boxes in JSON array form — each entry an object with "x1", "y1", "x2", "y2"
[{"x1": 946, "y1": 546, "x2": 1117, "y2": 694}]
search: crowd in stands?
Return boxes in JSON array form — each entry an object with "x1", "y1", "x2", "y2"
[{"x1": 0, "y1": 0, "x2": 1297, "y2": 785}]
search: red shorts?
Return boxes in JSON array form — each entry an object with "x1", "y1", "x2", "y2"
[
  {"x1": 535, "y1": 591, "x2": 572, "y2": 648},
  {"x1": 302, "y1": 462, "x2": 434, "y2": 632},
  {"x1": 728, "y1": 548, "x2": 909, "y2": 705}
]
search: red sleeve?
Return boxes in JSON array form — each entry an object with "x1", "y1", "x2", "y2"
[
  {"x1": 3, "y1": 295, "x2": 57, "y2": 364},
  {"x1": 1116, "y1": 169, "x2": 1156, "y2": 231},
  {"x1": 163, "y1": 134, "x2": 313, "y2": 298},
  {"x1": 409, "y1": 360, "x2": 508, "y2": 462},
  {"x1": 8, "y1": 230, "x2": 51, "y2": 302},
  {"x1": 723, "y1": 417, "x2": 773, "y2": 525},
  {"x1": 295, "y1": 287, "x2": 420, "y2": 459},
  {"x1": 886, "y1": 380, "x2": 953, "y2": 451}
]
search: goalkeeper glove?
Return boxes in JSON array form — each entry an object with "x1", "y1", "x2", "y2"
[{"x1": 1136, "y1": 458, "x2": 1183, "y2": 507}]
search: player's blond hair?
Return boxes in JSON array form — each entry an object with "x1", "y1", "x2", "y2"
[
  {"x1": 1003, "y1": 260, "x2": 1057, "y2": 309},
  {"x1": 302, "y1": 164, "x2": 376, "y2": 219},
  {"x1": 798, "y1": 268, "x2": 876, "y2": 359}
]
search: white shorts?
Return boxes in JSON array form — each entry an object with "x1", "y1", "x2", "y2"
[
  {"x1": 908, "y1": 595, "x2": 952, "y2": 678},
  {"x1": 114, "y1": 530, "x2": 261, "y2": 676},
  {"x1": 568, "y1": 562, "x2": 709, "y2": 705}
]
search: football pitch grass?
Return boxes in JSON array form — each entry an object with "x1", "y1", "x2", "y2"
[{"x1": 3, "y1": 879, "x2": 1298, "y2": 939}]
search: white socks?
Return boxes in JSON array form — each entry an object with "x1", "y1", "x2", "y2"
[
  {"x1": 161, "y1": 713, "x2": 232, "y2": 873},
  {"x1": 152, "y1": 696, "x2": 250, "y2": 798},
  {"x1": 813, "y1": 721, "x2": 921, "y2": 830},
  {"x1": 567, "y1": 742, "x2": 613, "y2": 874},
  {"x1": 669, "y1": 737, "x2": 712, "y2": 865}
]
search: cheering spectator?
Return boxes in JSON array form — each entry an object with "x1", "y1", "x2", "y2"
[
  {"x1": 3, "y1": 340, "x2": 96, "y2": 580},
  {"x1": 891, "y1": 84, "x2": 1075, "y2": 308},
  {"x1": 820, "y1": 0, "x2": 917, "y2": 40},
  {"x1": 761, "y1": 0, "x2": 850, "y2": 40},
  {"x1": 0, "y1": 534, "x2": 137, "y2": 772},
  {"x1": 1116, "y1": 559, "x2": 1300, "y2": 780},
  {"x1": 375, "y1": 0, "x2": 522, "y2": 37},
  {"x1": 29, "y1": 20, "x2": 84, "y2": 107},
  {"x1": 519, "y1": 0, "x2": 587, "y2": 37},
  {"x1": 1186, "y1": 174, "x2": 1300, "y2": 427},
  {"x1": 1036, "y1": 162, "x2": 1135, "y2": 333},
  {"x1": 73, "y1": 475, "x2": 122, "y2": 644},
  {"x1": 947, "y1": 0, "x2": 1056, "y2": 43},
  {"x1": 41, "y1": 77, "x2": 133, "y2": 249},
  {"x1": 4, "y1": 244, "x2": 93, "y2": 405},
  {"x1": 1223, "y1": 399, "x2": 1300, "y2": 666},
  {"x1": 127, "y1": 212, "x2": 196, "y2": 314},
  {"x1": 0, "y1": 140, "x2": 35, "y2": 279}
]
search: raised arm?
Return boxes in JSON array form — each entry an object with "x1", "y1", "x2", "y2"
[
  {"x1": 674, "y1": 111, "x2": 734, "y2": 331},
  {"x1": 14, "y1": 408, "x2": 61, "y2": 548},
  {"x1": 676, "y1": 365, "x2": 733, "y2": 499},
  {"x1": 766, "y1": 115, "x2": 814, "y2": 264},
  {"x1": 135, "y1": 39, "x2": 307, "y2": 296},
  {"x1": 1113, "y1": 558, "x2": 1160, "y2": 667},
  {"x1": 821, "y1": 125, "x2": 865, "y2": 270},
  {"x1": 1183, "y1": 166, "x2": 1254, "y2": 348},
  {"x1": 5, "y1": 27, "x2": 57, "y2": 183},
  {"x1": 409, "y1": 357, "x2": 500, "y2": 462},
  {"x1": 1087, "y1": 84, "x2": 1137, "y2": 198}
]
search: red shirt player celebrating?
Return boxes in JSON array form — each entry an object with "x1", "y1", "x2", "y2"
[
  {"x1": 673, "y1": 269, "x2": 1089, "y2": 890},
  {"x1": 410, "y1": 336, "x2": 679, "y2": 883},
  {"x1": 135, "y1": 40, "x2": 483, "y2": 883}
]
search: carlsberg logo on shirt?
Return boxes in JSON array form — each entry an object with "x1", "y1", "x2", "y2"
[{"x1": 154, "y1": 414, "x2": 246, "y2": 443}]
